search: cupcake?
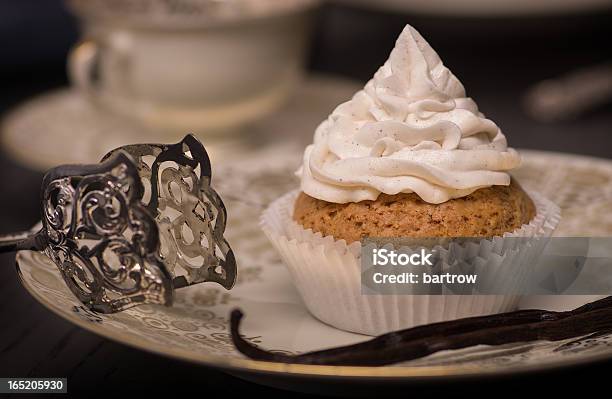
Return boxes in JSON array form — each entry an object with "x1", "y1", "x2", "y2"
[{"x1": 262, "y1": 25, "x2": 560, "y2": 335}]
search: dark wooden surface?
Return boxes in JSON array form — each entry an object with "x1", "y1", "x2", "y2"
[{"x1": 1, "y1": 2, "x2": 612, "y2": 397}]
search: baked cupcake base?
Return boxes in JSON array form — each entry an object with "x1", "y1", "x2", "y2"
[
  {"x1": 293, "y1": 181, "x2": 535, "y2": 243},
  {"x1": 261, "y1": 189, "x2": 561, "y2": 336}
]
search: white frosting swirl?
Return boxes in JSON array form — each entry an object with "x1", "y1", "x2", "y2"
[{"x1": 298, "y1": 25, "x2": 520, "y2": 204}]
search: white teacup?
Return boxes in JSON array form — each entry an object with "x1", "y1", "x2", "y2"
[{"x1": 67, "y1": 0, "x2": 318, "y2": 134}]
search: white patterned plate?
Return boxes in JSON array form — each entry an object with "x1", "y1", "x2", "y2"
[{"x1": 15, "y1": 149, "x2": 612, "y2": 391}]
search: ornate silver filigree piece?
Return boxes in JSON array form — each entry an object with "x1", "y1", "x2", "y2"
[{"x1": 0, "y1": 135, "x2": 236, "y2": 313}]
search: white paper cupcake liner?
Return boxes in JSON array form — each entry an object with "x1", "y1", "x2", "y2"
[{"x1": 261, "y1": 189, "x2": 561, "y2": 336}]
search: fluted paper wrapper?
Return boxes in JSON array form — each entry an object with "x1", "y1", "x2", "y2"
[{"x1": 261, "y1": 190, "x2": 561, "y2": 336}]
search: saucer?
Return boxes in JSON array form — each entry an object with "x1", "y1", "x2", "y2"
[
  {"x1": 0, "y1": 75, "x2": 360, "y2": 170},
  {"x1": 14, "y1": 148, "x2": 612, "y2": 393}
]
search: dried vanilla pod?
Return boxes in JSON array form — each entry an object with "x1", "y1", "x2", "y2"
[{"x1": 231, "y1": 296, "x2": 612, "y2": 366}]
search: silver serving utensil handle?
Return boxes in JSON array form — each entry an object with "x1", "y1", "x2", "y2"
[
  {"x1": 0, "y1": 134, "x2": 237, "y2": 313},
  {"x1": 0, "y1": 227, "x2": 46, "y2": 253}
]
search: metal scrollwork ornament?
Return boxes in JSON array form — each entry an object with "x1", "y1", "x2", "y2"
[{"x1": 0, "y1": 135, "x2": 236, "y2": 313}]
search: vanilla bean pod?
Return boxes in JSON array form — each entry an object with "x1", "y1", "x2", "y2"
[{"x1": 230, "y1": 296, "x2": 612, "y2": 366}]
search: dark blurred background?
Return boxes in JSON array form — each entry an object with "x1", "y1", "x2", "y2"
[
  {"x1": 2, "y1": 1, "x2": 612, "y2": 153},
  {"x1": 1, "y1": 1, "x2": 611, "y2": 397}
]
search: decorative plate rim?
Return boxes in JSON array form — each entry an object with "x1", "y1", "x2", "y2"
[
  {"x1": 16, "y1": 255, "x2": 612, "y2": 379},
  {"x1": 517, "y1": 148, "x2": 612, "y2": 167}
]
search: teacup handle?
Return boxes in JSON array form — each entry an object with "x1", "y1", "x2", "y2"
[{"x1": 68, "y1": 40, "x2": 100, "y2": 98}]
